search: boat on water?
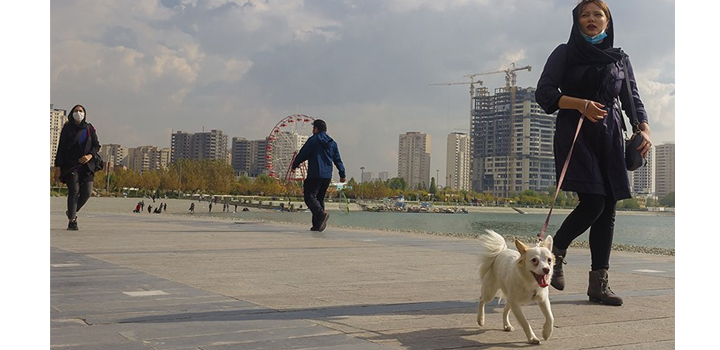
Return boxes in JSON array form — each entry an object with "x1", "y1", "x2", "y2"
[{"x1": 360, "y1": 199, "x2": 468, "y2": 214}]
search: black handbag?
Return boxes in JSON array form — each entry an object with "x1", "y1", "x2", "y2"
[
  {"x1": 625, "y1": 131, "x2": 644, "y2": 171},
  {"x1": 620, "y1": 57, "x2": 646, "y2": 171},
  {"x1": 95, "y1": 153, "x2": 105, "y2": 170},
  {"x1": 88, "y1": 124, "x2": 104, "y2": 171}
]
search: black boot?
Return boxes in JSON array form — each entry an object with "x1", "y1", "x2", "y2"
[
  {"x1": 587, "y1": 269, "x2": 623, "y2": 306},
  {"x1": 551, "y1": 246, "x2": 567, "y2": 291},
  {"x1": 67, "y1": 218, "x2": 78, "y2": 231}
]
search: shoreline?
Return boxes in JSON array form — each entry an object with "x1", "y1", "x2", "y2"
[{"x1": 50, "y1": 196, "x2": 675, "y2": 256}]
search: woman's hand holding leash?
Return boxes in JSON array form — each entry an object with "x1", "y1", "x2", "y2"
[{"x1": 582, "y1": 99, "x2": 607, "y2": 122}]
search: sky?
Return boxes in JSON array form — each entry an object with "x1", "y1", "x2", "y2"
[{"x1": 45, "y1": 0, "x2": 675, "y2": 184}]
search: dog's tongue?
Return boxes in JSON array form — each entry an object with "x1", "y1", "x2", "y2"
[{"x1": 534, "y1": 273, "x2": 549, "y2": 288}]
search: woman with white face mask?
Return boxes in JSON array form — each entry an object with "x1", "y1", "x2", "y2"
[{"x1": 53, "y1": 104, "x2": 101, "y2": 230}]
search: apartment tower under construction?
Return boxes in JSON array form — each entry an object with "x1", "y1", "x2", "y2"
[{"x1": 470, "y1": 86, "x2": 556, "y2": 197}]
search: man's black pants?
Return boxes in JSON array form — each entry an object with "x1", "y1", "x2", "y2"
[{"x1": 303, "y1": 178, "x2": 331, "y2": 228}]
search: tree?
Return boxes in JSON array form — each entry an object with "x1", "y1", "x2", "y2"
[
  {"x1": 385, "y1": 177, "x2": 407, "y2": 191},
  {"x1": 659, "y1": 192, "x2": 675, "y2": 207},
  {"x1": 429, "y1": 177, "x2": 437, "y2": 195}
]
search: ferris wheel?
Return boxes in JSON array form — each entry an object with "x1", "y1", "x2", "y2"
[{"x1": 265, "y1": 114, "x2": 315, "y2": 182}]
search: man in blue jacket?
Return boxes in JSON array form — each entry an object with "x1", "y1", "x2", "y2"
[{"x1": 291, "y1": 119, "x2": 346, "y2": 232}]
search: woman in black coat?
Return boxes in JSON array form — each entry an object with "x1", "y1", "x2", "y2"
[
  {"x1": 535, "y1": 0, "x2": 652, "y2": 306},
  {"x1": 53, "y1": 104, "x2": 101, "y2": 230}
]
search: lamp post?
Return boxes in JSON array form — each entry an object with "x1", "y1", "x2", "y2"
[
  {"x1": 106, "y1": 155, "x2": 114, "y2": 195},
  {"x1": 360, "y1": 166, "x2": 364, "y2": 199}
]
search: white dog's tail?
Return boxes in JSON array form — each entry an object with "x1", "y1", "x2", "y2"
[{"x1": 477, "y1": 229, "x2": 508, "y2": 279}]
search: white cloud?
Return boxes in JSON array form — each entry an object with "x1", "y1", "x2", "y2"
[
  {"x1": 636, "y1": 80, "x2": 675, "y2": 144},
  {"x1": 50, "y1": 0, "x2": 675, "y2": 183}
]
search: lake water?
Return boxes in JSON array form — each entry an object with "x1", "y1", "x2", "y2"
[{"x1": 54, "y1": 197, "x2": 674, "y2": 251}]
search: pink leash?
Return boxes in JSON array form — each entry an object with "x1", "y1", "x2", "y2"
[{"x1": 538, "y1": 116, "x2": 585, "y2": 242}]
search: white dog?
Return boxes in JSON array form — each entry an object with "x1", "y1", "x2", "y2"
[{"x1": 476, "y1": 229, "x2": 555, "y2": 344}]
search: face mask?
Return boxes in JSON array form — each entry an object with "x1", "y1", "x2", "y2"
[
  {"x1": 72, "y1": 111, "x2": 84, "y2": 123},
  {"x1": 582, "y1": 30, "x2": 607, "y2": 44}
]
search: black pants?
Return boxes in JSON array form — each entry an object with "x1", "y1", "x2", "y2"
[
  {"x1": 303, "y1": 178, "x2": 331, "y2": 228},
  {"x1": 553, "y1": 193, "x2": 616, "y2": 271},
  {"x1": 65, "y1": 171, "x2": 94, "y2": 220}
]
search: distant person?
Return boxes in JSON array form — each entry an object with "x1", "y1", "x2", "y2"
[
  {"x1": 535, "y1": 0, "x2": 652, "y2": 306},
  {"x1": 163, "y1": 202, "x2": 167, "y2": 212},
  {"x1": 209, "y1": 202, "x2": 213, "y2": 212},
  {"x1": 133, "y1": 203, "x2": 141, "y2": 213},
  {"x1": 53, "y1": 104, "x2": 101, "y2": 230},
  {"x1": 147, "y1": 205, "x2": 152, "y2": 213},
  {"x1": 291, "y1": 119, "x2": 346, "y2": 232},
  {"x1": 189, "y1": 202, "x2": 195, "y2": 214}
]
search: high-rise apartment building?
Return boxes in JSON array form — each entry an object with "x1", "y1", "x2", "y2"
[
  {"x1": 231, "y1": 137, "x2": 269, "y2": 177},
  {"x1": 252, "y1": 139, "x2": 268, "y2": 177},
  {"x1": 378, "y1": 171, "x2": 390, "y2": 182},
  {"x1": 171, "y1": 130, "x2": 228, "y2": 163},
  {"x1": 446, "y1": 132, "x2": 471, "y2": 191},
  {"x1": 470, "y1": 86, "x2": 555, "y2": 197},
  {"x1": 654, "y1": 143, "x2": 675, "y2": 199},
  {"x1": 629, "y1": 147, "x2": 653, "y2": 195},
  {"x1": 99, "y1": 144, "x2": 128, "y2": 170},
  {"x1": 398, "y1": 132, "x2": 431, "y2": 189},
  {"x1": 127, "y1": 146, "x2": 170, "y2": 173},
  {"x1": 361, "y1": 171, "x2": 374, "y2": 183},
  {"x1": 50, "y1": 104, "x2": 66, "y2": 167},
  {"x1": 171, "y1": 131, "x2": 192, "y2": 163},
  {"x1": 231, "y1": 137, "x2": 252, "y2": 176}
]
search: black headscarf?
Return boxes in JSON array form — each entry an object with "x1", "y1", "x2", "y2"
[
  {"x1": 566, "y1": 1, "x2": 625, "y2": 66},
  {"x1": 68, "y1": 104, "x2": 88, "y2": 129},
  {"x1": 67, "y1": 104, "x2": 91, "y2": 151}
]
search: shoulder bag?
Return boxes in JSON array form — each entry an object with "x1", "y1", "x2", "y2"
[{"x1": 620, "y1": 57, "x2": 646, "y2": 171}]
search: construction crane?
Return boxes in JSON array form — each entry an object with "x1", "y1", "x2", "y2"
[
  {"x1": 467, "y1": 63, "x2": 531, "y2": 197},
  {"x1": 430, "y1": 74, "x2": 487, "y2": 140},
  {"x1": 472, "y1": 63, "x2": 531, "y2": 91},
  {"x1": 429, "y1": 74, "x2": 485, "y2": 108}
]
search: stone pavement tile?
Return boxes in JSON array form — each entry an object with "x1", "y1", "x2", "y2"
[
  {"x1": 143, "y1": 324, "x2": 339, "y2": 349},
  {"x1": 202, "y1": 333, "x2": 392, "y2": 350},
  {"x1": 117, "y1": 319, "x2": 316, "y2": 341},
  {"x1": 51, "y1": 343, "x2": 156, "y2": 350},
  {"x1": 50, "y1": 325, "x2": 152, "y2": 350}
]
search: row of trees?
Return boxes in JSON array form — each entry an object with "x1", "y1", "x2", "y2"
[{"x1": 50, "y1": 159, "x2": 674, "y2": 208}]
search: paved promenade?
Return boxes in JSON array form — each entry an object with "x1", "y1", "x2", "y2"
[{"x1": 50, "y1": 201, "x2": 675, "y2": 349}]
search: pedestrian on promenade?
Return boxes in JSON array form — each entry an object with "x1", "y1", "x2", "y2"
[
  {"x1": 209, "y1": 202, "x2": 213, "y2": 212},
  {"x1": 53, "y1": 104, "x2": 102, "y2": 231},
  {"x1": 189, "y1": 202, "x2": 195, "y2": 214},
  {"x1": 535, "y1": 0, "x2": 652, "y2": 306},
  {"x1": 291, "y1": 119, "x2": 346, "y2": 232},
  {"x1": 147, "y1": 204, "x2": 152, "y2": 213}
]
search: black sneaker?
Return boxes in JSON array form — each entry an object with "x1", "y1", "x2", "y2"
[
  {"x1": 67, "y1": 220, "x2": 78, "y2": 231},
  {"x1": 318, "y1": 212, "x2": 330, "y2": 232},
  {"x1": 310, "y1": 227, "x2": 319, "y2": 231}
]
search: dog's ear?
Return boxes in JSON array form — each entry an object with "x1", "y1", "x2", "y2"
[
  {"x1": 543, "y1": 235, "x2": 553, "y2": 251},
  {"x1": 515, "y1": 239, "x2": 528, "y2": 254}
]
